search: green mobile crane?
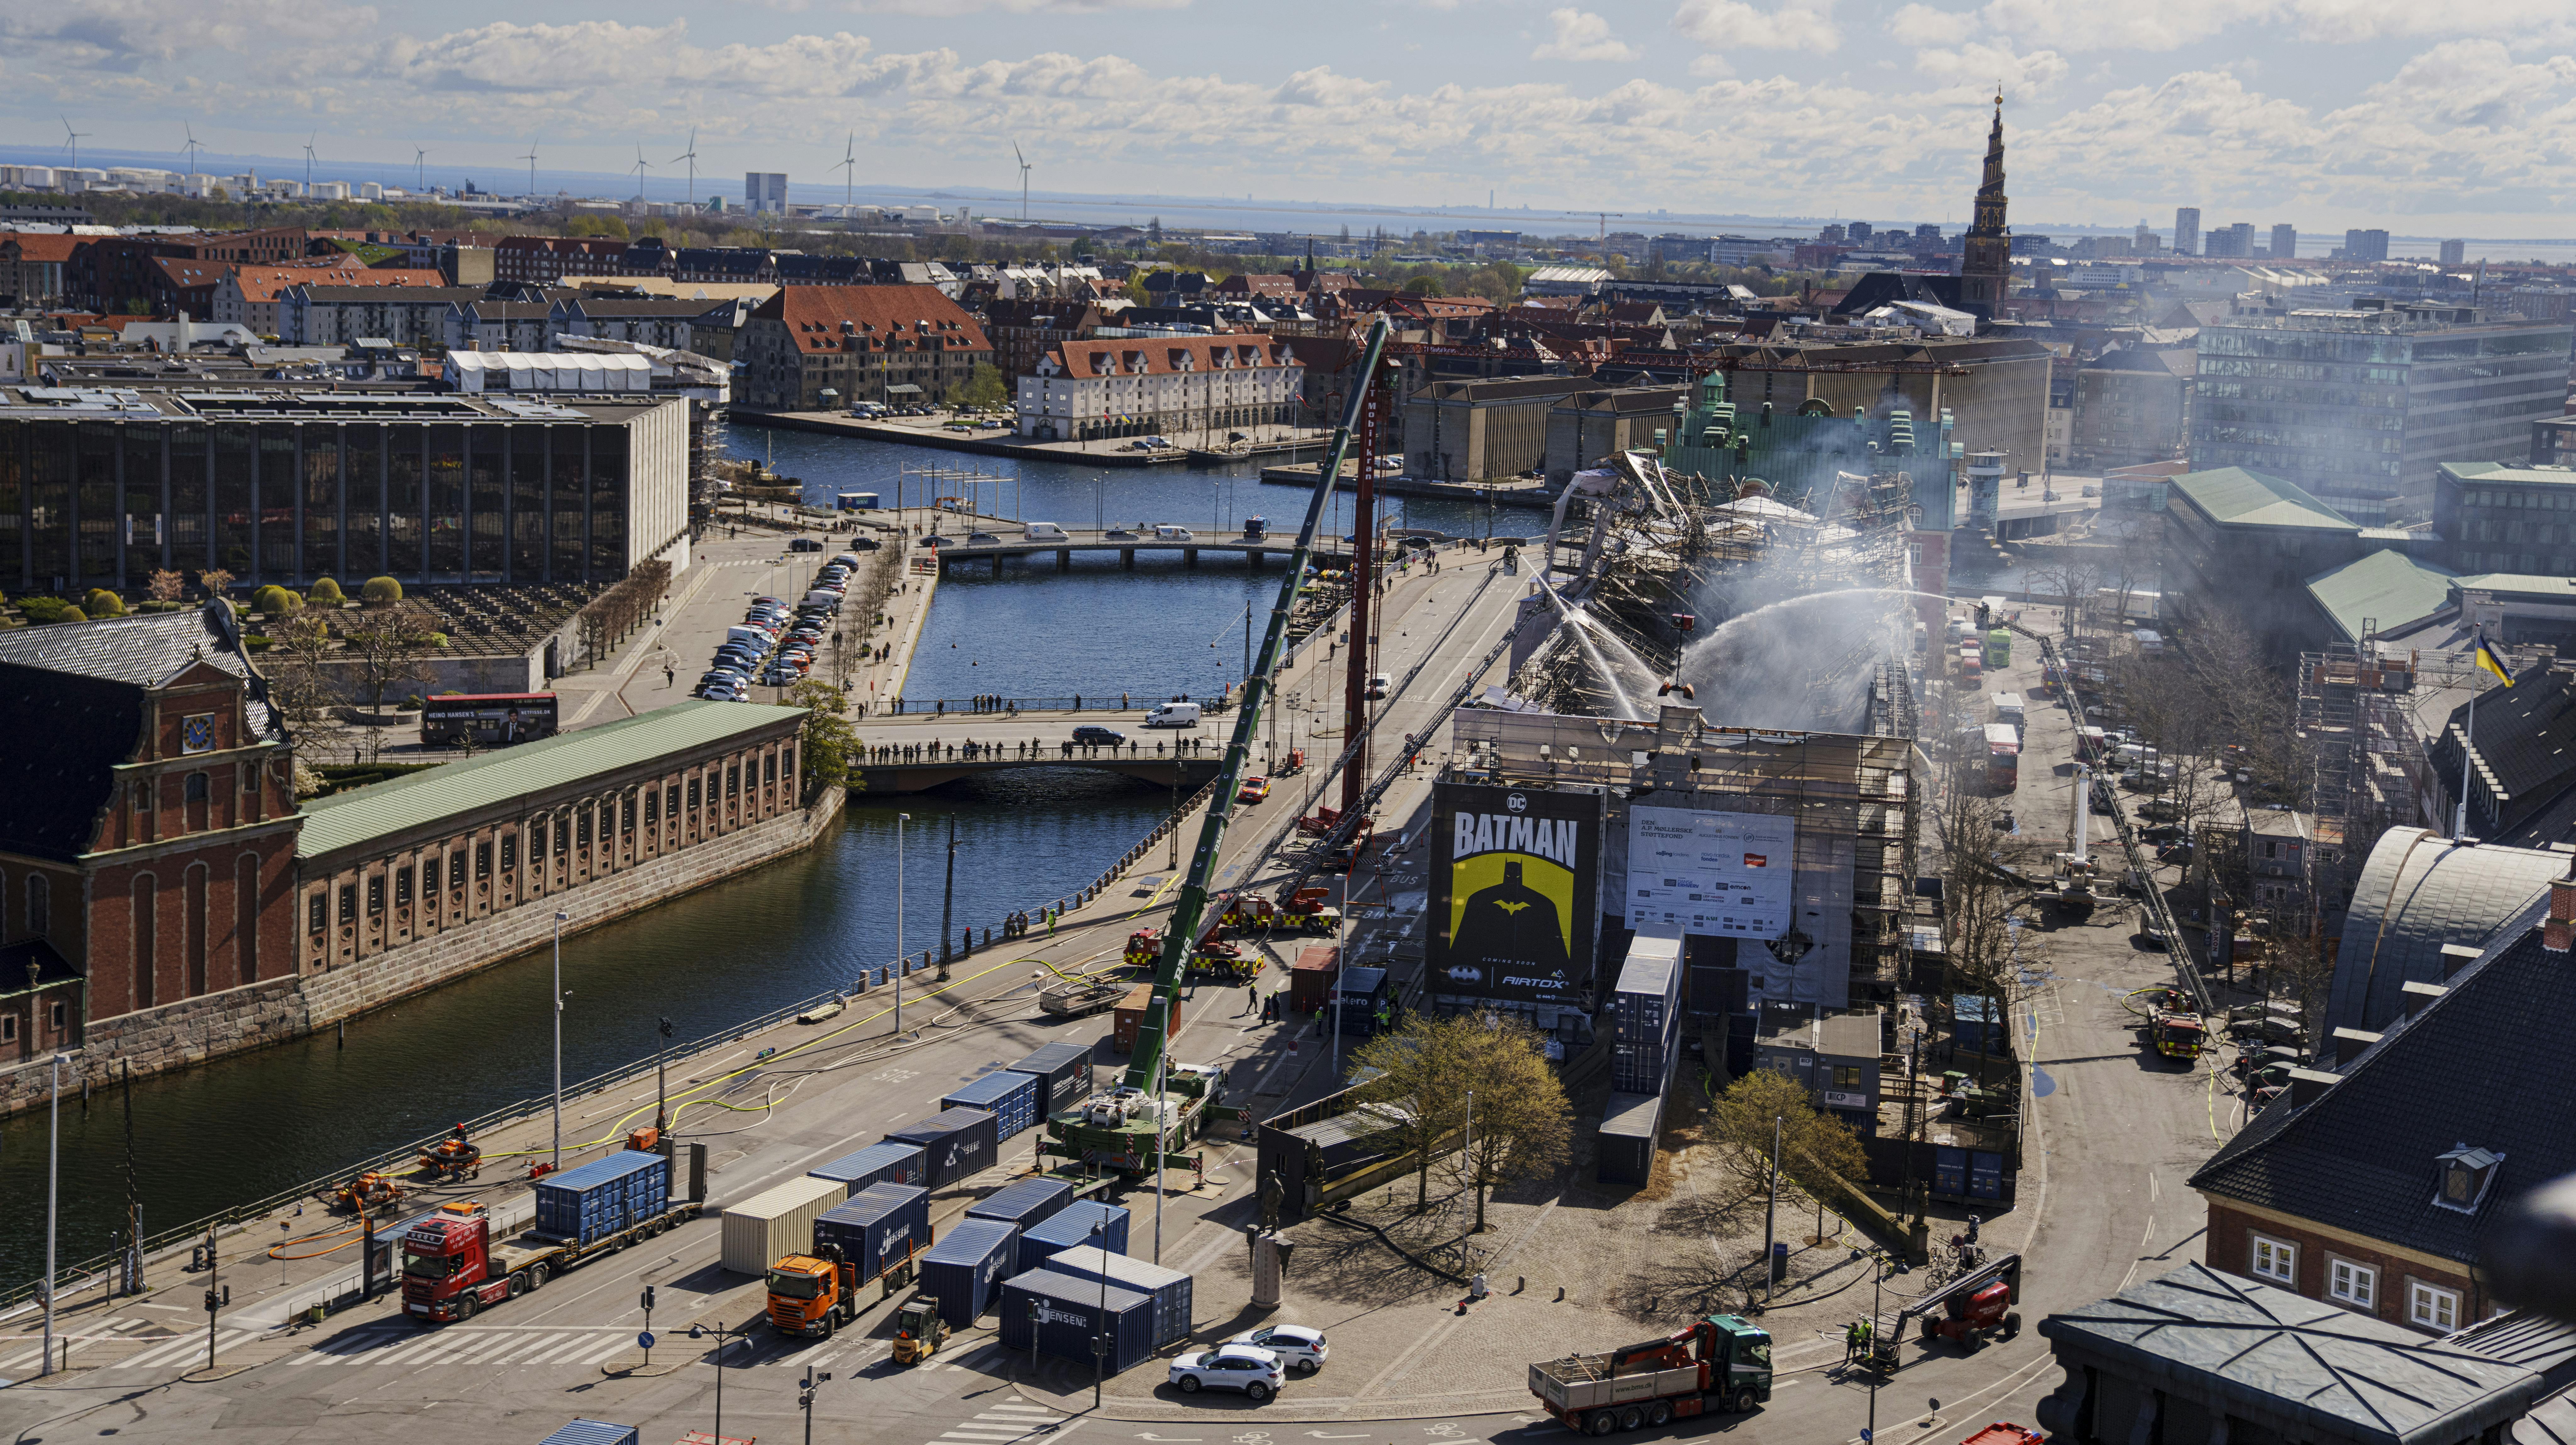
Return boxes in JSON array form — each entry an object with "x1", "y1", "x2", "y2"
[{"x1": 1038, "y1": 321, "x2": 1394, "y2": 1179}]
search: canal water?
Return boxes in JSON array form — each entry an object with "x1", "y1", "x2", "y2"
[{"x1": 0, "y1": 430, "x2": 1547, "y2": 1288}]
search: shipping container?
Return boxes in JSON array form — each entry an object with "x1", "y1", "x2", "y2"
[
  {"x1": 533, "y1": 1151, "x2": 669, "y2": 1247},
  {"x1": 1020, "y1": 1201, "x2": 1130, "y2": 1273},
  {"x1": 919, "y1": 1218, "x2": 1019, "y2": 1328},
  {"x1": 883, "y1": 1107, "x2": 1001, "y2": 1189},
  {"x1": 809, "y1": 1141, "x2": 928, "y2": 1194},
  {"x1": 812, "y1": 1182, "x2": 933, "y2": 1283},
  {"x1": 1596, "y1": 1089, "x2": 1665, "y2": 1184},
  {"x1": 1335, "y1": 966, "x2": 1389, "y2": 1036},
  {"x1": 1040, "y1": 1244, "x2": 1193, "y2": 1348},
  {"x1": 1611, "y1": 1039, "x2": 1674, "y2": 1095},
  {"x1": 942, "y1": 1071, "x2": 1041, "y2": 1141},
  {"x1": 1611, "y1": 933, "x2": 1683, "y2": 1049},
  {"x1": 968, "y1": 1178, "x2": 1076, "y2": 1270},
  {"x1": 1007, "y1": 1042, "x2": 1097, "y2": 1115},
  {"x1": 538, "y1": 1421, "x2": 641, "y2": 1445},
  {"x1": 1111, "y1": 986, "x2": 1184, "y2": 1053},
  {"x1": 1287, "y1": 945, "x2": 1340, "y2": 1012},
  {"x1": 997, "y1": 1269, "x2": 1158, "y2": 1375},
  {"x1": 720, "y1": 1174, "x2": 851, "y2": 1275}
]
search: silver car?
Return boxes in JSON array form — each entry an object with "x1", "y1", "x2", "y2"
[
  {"x1": 1169, "y1": 1343, "x2": 1282, "y2": 1400},
  {"x1": 1224, "y1": 1324, "x2": 1327, "y2": 1375}
]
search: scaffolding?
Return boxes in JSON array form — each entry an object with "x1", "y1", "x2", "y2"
[{"x1": 2296, "y1": 636, "x2": 2428, "y2": 918}]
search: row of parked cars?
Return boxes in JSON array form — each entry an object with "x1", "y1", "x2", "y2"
[{"x1": 695, "y1": 553, "x2": 865, "y2": 700}]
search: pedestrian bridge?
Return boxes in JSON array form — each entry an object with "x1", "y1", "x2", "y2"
[
  {"x1": 925, "y1": 527, "x2": 1358, "y2": 574},
  {"x1": 850, "y1": 736, "x2": 1229, "y2": 794}
]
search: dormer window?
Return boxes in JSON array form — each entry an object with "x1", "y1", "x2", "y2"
[{"x1": 2434, "y1": 1146, "x2": 2502, "y2": 1213}]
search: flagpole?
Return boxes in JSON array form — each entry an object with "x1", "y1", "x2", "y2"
[{"x1": 2458, "y1": 630, "x2": 2485, "y2": 840}]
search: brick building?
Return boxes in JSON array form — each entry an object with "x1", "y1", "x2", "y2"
[
  {"x1": 982, "y1": 298, "x2": 1106, "y2": 380},
  {"x1": 492, "y1": 236, "x2": 635, "y2": 286},
  {"x1": 0, "y1": 232, "x2": 80, "y2": 308},
  {"x1": 2192, "y1": 874, "x2": 2576, "y2": 1333},
  {"x1": 0, "y1": 603, "x2": 295, "y2": 1065},
  {"x1": 738, "y1": 284, "x2": 992, "y2": 411},
  {"x1": 212, "y1": 265, "x2": 445, "y2": 337}
]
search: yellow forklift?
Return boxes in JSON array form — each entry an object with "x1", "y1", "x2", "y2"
[{"x1": 890, "y1": 1295, "x2": 952, "y2": 1365}]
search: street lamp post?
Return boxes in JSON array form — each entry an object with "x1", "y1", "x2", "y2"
[
  {"x1": 687, "y1": 1321, "x2": 747, "y2": 1443},
  {"x1": 1093, "y1": 1217, "x2": 1109, "y2": 1409},
  {"x1": 42, "y1": 1053, "x2": 59, "y2": 1377},
  {"x1": 654, "y1": 1016, "x2": 674, "y2": 1133},
  {"x1": 552, "y1": 911, "x2": 570, "y2": 1169}
]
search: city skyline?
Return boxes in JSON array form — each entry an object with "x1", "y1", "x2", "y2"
[{"x1": 1, "y1": 0, "x2": 2572, "y2": 235}]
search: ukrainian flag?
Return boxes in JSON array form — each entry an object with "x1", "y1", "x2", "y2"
[{"x1": 2476, "y1": 633, "x2": 2515, "y2": 687}]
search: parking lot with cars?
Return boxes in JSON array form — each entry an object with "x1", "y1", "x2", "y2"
[{"x1": 696, "y1": 549, "x2": 869, "y2": 699}]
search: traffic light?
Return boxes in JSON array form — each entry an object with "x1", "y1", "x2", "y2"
[{"x1": 640, "y1": 1286, "x2": 656, "y2": 1314}]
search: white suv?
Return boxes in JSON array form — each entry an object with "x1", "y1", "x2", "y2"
[
  {"x1": 1169, "y1": 1343, "x2": 1283, "y2": 1400},
  {"x1": 1225, "y1": 1324, "x2": 1327, "y2": 1375}
]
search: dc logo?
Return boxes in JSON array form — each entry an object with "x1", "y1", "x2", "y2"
[{"x1": 1506, "y1": 793, "x2": 1527, "y2": 813}]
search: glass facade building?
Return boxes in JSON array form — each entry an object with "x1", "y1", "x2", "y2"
[
  {"x1": 0, "y1": 388, "x2": 687, "y2": 593},
  {"x1": 2190, "y1": 306, "x2": 2572, "y2": 525}
]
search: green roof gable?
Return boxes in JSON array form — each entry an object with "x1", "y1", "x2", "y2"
[
  {"x1": 297, "y1": 700, "x2": 804, "y2": 861},
  {"x1": 2169, "y1": 467, "x2": 2360, "y2": 532},
  {"x1": 2304, "y1": 548, "x2": 2459, "y2": 644}
]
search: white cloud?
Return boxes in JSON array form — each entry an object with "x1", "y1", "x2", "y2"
[
  {"x1": 1533, "y1": 9, "x2": 1641, "y2": 61},
  {"x1": 1272, "y1": 65, "x2": 1388, "y2": 107},
  {"x1": 1914, "y1": 41, "x2": 2067, "y2": 97},
  {"x1": 1671, "y1": 0, "x2": 1840, "y2": 53},
  {"x1": 1887, "y1": 3, "x2": 1974, "y2": 46}
]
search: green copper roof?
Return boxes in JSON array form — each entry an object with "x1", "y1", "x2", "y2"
[
  {"x1": 296, "y1": 700, "x2": 804, "y2": 860},
  {"x1": 2304, "y1": 548, "x2": 2459, "y2": 644},
  {"x1": 2169, "y1": 467, "x2": 2360, "y2": 531}
]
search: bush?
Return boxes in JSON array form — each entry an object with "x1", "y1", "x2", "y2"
[
  {"x1": 397, "y1": 696, "x2": 422, "y2": 712},
  {"x1": 58, "y1": 605, "x2": 87, "y2": 624},
  {"x1": 243, "y1": 634, "x2": 271, "y2": 651},
  {"x1": 19, "y1": 596, "x2": 80, "y2": 625},
  {"x1": 308, "y1": 577, "x2": 346, "y2": 605},
  {"x1": 253, "y1": 584, "x2": 302, "y2": 617},
  {"x1": 362, "y1": 576, "x2": 403, "y2": 604},
  {"x1": 82, "y1": 588, "x2": 126, "y2": 618}
]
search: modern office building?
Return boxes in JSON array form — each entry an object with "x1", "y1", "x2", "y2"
[
  {"x1": 746, "y1": 173, "x2": 788, "y2": 215},
  {"x1": 2190, "y1": 301, "x2": 2573, "y2": 523},
  {"x1": 2174, "y1": 207, "x2": 2201, "y2": 258},
  {"x1": 2205, "y1": 223, "x2": 2256, "y2": 258},
  {"x1": 2440, "y1": 239, "x2": 2467, "y2": 267},
  {"x1": 2271, "y1": 224, "x2": 2298, "y2": 261},
  {"x1": 0, "y1": 385, "x2": 690, "y2": 593},
  {"x1": 2344, "y1": 228, "x2": 2392, "y2": 262}
]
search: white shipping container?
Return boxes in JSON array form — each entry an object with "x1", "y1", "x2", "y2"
[{"x1": 720, "y1": 1174, "x2": 850, "y2": 1275}]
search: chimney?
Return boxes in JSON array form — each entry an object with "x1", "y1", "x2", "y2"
[
  {"x1": 2288, "y1": 1067, "x2": 2339, "y2": 1109},
  {"x1": 2439, "y1": 943, "x2": 2483, "y2": 979},
  {"x1": 2330, "y1": 1027, "x2": 2382, "y2": 1067},
  {"x1": 2400, "y1": 980, "x2": 2449, "y2": 1018},
  {"x1": 2548, "y1": 874, "x2": 2576, "y2": 953}
]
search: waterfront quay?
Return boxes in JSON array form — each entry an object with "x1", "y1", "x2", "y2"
[{"x1": 733, "y1": 408, "x2": 1334, "y2": 469}]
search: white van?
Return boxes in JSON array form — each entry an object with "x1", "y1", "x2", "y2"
[
  {"x1": 1991, "y1": 691, "x2": 2025, "y2": 730},
  {"x1": 1144, "y1": 701, "x2": 1202, "y2": 728},
  {"x1": 725, "y1": 625, "x2": 771, "y2": 648},
  {"x1": 1024, "y1": 521, "x2": 1068, "y2": 541},
  {"x1": 803, "y1": 589, "x2": 843, "y2": 610},
  {"x1": 1152, "y1": 524, "x2": 1194, "y2": 541}
]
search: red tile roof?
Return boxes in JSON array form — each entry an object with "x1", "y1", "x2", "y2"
[
  {"x1": 750, "y1": 284, "x2": 991, "y2": 355},
  {"x1": 1041, "y1": 334, "x2": 1300, "y2": 378},
  {"x1": 0, "y1": 232, "x2": 83, "y2": 264},
  {"x1": 226, "y1": 265, "x2": 446, "y2": 303}
]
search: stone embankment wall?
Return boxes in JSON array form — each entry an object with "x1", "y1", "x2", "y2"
[{"x1": 0, "y1": 790, "x2": 845, "y2": 1118}]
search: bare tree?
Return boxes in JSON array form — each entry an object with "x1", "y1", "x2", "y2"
[
  {"x1": 265, "y1": 614, "x2": 354, "y2": 762},
  {"x1": 341, "y1": 603, "x2": 442, "y2": 762},
  {"x1": 2029, "y1": 551, "x2": 2104, "y2": 639}
]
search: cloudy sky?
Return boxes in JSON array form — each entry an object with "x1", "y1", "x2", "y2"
[{"x1": 6, "y1": 0, "x2": 2575, "y2": 235}]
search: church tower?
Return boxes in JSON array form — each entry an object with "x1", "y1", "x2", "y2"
[{"x1": 1958, "y1": 92, "x2": 2011, "y2": 316}]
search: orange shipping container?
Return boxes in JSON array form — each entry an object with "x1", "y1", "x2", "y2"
[
  {"x1": 1288, "y1": 946, "x2": 1340, "y2": 1012},
  {"x1": 1112, "y1": 986, "x2": 1184, "y2": 1053}
]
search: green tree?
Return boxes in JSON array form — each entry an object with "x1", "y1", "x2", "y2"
[
  {"x1": 253, "y1": 584, "x2": 303, "y2": 617},
  {"x1": 566, "y1": 214, "x2": 630, "y2": 239},
  {"x1": 83, "y1": 588, "x2": 127, "y2": 617},
  {"x1": 1706, "y1": 1068, "x2": 1869, "y2": 1204},
  {"x1": 958, "y1": 362, "x2": 1008, "y2": 411},
  {"x1": 1401, "y1": 275, "x2": 1444, "y2": 296},
  {"x1": 1352, "y1": 1011, "x2": 1573, "y2": 1228},
  {"x1": 361, "y1": 575, "x2": 403, "y2": 604},
  {"x1": 785, "y1": 680, "x2": 860, "y2": 797},
  {"x1": 308, "y1": 576, "x2": 346, "y2": 606}
]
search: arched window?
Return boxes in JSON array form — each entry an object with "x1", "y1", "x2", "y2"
[{"x1": 25, "y1": 875, "x2": 48, "y2": 937}]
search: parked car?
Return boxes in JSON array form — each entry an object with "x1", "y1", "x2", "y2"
[
  {"x1": 1224, "y1": 1325, "x2": 1326, "y2": 1375},
  {"x1": 1070, "y1": 725, "x2": 1126, "y2": 746},
  {"x1": 703, "y1": 682, "x2": 745, "y2": 701},
  {"x1": 1169, "y1": 1344, "x2": 1282, "y2": 1400}
]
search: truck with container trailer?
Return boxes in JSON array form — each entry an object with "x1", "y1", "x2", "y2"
[
  {"x1": 767, "y1": 1182, "x2": 933, "y2": 1337},
  {"x1": 1528, "y1": 1315, "x2": 1774, "y2": 1433},
  {"x1": 400, "y1": 1146, "x2": 705, "y2": 1324},
  {"x1": 1983, "y1": 723, "x2": 2021, "y2": 793}
]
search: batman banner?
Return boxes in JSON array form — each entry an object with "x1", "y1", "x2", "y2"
[{"x1": 1429, "y1": 782, "x2": 1603, "y2": 1004}]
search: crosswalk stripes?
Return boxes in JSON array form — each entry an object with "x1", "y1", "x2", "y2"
[
  {"x1": 105, "y1": 1328, "x2": 249, "y2": 1372},
  {"x1": 932, "y1": 1402, "x2": 1072, "y2": 1445}
]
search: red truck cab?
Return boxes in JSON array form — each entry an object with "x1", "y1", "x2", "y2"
[{"x1": 401, "y1": 1201, "x2": 514, "y2": 1322}]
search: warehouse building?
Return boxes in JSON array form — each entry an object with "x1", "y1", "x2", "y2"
[{"x1": 0, "y1": 383, "x2": 689, "y2": 593}]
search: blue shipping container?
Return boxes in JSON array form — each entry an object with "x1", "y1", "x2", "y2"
[
  {"x1": 884, "y1": 1108, "x2": 1001, "y2": 1189},
  {"x1": 967, "y1": 1177, "x2": 1074, "y2": 1270},
  {"x1": 942, "y1": 1072, "x2": 1040, "y2": 1141},
  {"x1": 997, "y1": 1269, "x2": 1157, "y2": 1374},
  {"x1": 1008, "y1": 1042, "x2": 1097, "y2": 1114},
  {"x1": 919, "y1": 1218, "x2": 1019, "y2": 1328},
  {"x1": 813, "y1": 1182, "x2": 933, "y2": 1284},
  {"x1": 534, "y1": 1152, "x2": 668, "y2": 1247},
  {"x1": 1020, "y1": 1201, "x2": 1129, "y2": 1274},
  {"x1": 539, "y1": 1421, "x2": 641, "y2": 1445},
  {"x1": 810, "y1": 1142, "x2": 928, "y2": 1194},
  {"x1": 1041, "y1": 1244, "x2": 1193, "y2": 1348}
]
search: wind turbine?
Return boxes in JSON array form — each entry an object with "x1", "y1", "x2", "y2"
[
  {"x1": 835, "y1": 130, "x2": 857, "y2": 210},
  {"x1": 59, "y1": 115, "x2": 90, "y2": 174},
  {"x1": 303, "y1": 133, "x2": 318, "y2": 195},
  {"x1": 1013, "y1": 141, "x2": 1031, "y2": 220},
  {"x1": 519, "y1": 136, "x2": 540, "y2": 197},
  {"x1": 414, "y1": 146, "x2": 428, "y2": 192},
  {"x1": 631, "y1": 143, "x2": 652, "y2": 200},
  {"x1": 181, "y1": 124, "x2": 203, "y2": 181},
  {"x1": 669, "y1": 127, "x2": 699, "y2": 207}
]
